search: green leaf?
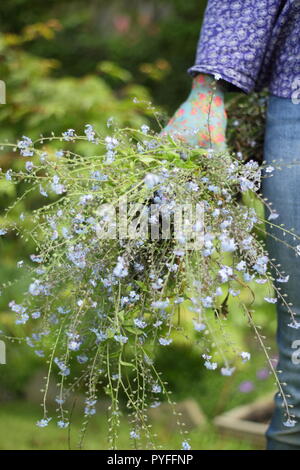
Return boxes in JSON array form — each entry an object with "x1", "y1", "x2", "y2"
[
  {"x1": 125, "y1": 326, "x2": 143, "y2": 335},
  {"x1": 97, "y1": 61, "x2": 132, "y2": 82},
  {"x1": 139, "y1": 155, "x2": 157, "y2": 165},
  {"x1": 135, "y1": 281, "x2": 148, "y2": 292},
  {"x1": 106, "y1": 328, "x2": 117, "y2": 338},
  {"x1": 117, "y1": 310, "x2": 125, "y2": 321}
]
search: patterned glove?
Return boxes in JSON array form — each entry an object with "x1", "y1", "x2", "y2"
[{"x1": 161, "y1": 73, "x2": 227, "y2": 151}]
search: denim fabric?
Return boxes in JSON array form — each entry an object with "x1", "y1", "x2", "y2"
[{"x1": 262, "y1": 95, "x2": 300, "y2": 449}]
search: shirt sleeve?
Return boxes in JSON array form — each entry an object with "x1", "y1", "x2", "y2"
[{"x1": 188, "y1": 0, "x2": 286, "y2": 94}]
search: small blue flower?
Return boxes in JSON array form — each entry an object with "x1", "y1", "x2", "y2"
[
  {"x1": 158, "y1": 337, "x2": 173, "y2": 346},
  {"x1": 6, "y1": 169, "x2": 12, "y2": 181},
  {"x1": 77, "y1": 354, "x2": 88, "y2": 364},
  {"x1": 84, "y1": 124, "x2": 97, "y2": 142},
  {"x1": 62, "y1": 129, "x2": 76, "y2": 141},
  {"x1": 17, "y1": 136, "x2": 34, "y2": 157},
  {"x1": 57, "y1": 420, "x2": 69, "y2": 428},
  {"x1": 181, "y1": 441, "x2": 191, "y2": 450},
  {"x1": 152, "y1": 384, "x2": 161, "y2": 393},
  {"x1": 39, "y1": 185, "x2": 48, "y2": 197},
  {"x1": 114, "y1": 334, "x2": 128, "y2": 344},
  {"x1": 36, "y1": 418, "x2": 51, "y2": 428}
]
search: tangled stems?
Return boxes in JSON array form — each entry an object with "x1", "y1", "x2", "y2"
[{"x1": 1, "y1": 123, "x2": 300, "y2": 448}]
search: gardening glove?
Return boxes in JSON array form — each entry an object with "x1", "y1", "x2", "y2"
[{"x1": 161, "y1": 73, "x2": 227, "y2": 152}]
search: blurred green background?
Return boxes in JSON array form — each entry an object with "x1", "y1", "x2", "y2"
[{"x1": 0, "y1": 0, "x2": 275, "y2": 450}]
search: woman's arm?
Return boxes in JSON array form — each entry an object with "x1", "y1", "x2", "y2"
[
  {"x1": 162, "y1": 0, "x2": 299, "y2": 148},
  {"x1": 188, "y1": 0, "x2": 298, "y2": 98}
]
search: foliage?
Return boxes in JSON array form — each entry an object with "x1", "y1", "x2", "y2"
[
  {"x1": 0, "y1": 0, "x2": 207, "y2": 113},
  {"x1": 0, "y1": 401, "x2": 255, "y2": 450},
  {"x1": 227, "y1": 92, "x2": 267, "y2": 165},
  {"x1": 0, "y1": 30, "x2": 153, "y2": 143}
]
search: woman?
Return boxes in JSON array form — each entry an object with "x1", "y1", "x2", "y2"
[{"x1": 163, "y1": 0, "x2": 300, "y2": 450}]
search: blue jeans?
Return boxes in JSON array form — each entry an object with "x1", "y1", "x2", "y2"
[{"x1": 262, "y1": 95, "x2": 300, "y2": 450}]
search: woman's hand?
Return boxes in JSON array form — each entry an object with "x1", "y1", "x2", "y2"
[{"x1": 161, "y1": 74, "x2": 227, "y2": 151}]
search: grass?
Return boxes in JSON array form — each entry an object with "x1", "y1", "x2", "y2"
[{"x1": 0, "y1": 401, "x2": 257, "y2": 450}]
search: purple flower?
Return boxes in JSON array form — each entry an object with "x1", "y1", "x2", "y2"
[
  {"x1": 239, "y1": 381, "x2": 254, "y2": 393},
  {"x1": 256, "y1": 368, "x2": 269, "y2": 380}
]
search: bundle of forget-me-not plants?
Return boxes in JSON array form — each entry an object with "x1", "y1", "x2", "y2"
[{"x1": 0, "y1": 111, "x2": 299, "y2": 449}]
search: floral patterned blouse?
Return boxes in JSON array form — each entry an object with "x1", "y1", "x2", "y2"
[{"x1": 188, "y1": 0, "x2": 300, "y2": 99}]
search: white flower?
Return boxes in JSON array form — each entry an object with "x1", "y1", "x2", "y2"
[
  {"x1": 114, "y1": 334, "x2": 128, "y2": 344},
  {"x1": 214, "y1": 73, "x2": 222, "y2": 81},
  {"x1": 229, "y1": 288, "x2": 240, "y2": 296},
  {"x1": 268, "y1": 212, "x2": 279, "y2": 221},
  {"x1": 159, "y1": 337, "x2": 173, "y2": 346},
  {"x1": 144, "y1": 173, "x2": 161, "y2": 189},
  {"x1": 113, "y1": 256, "x2": 128, "y2": 278},
  {"x1": 17, "y1": 136, "x2": 34, "y2": 157},
  {"x1": 62, "y1": 128, "x2": 76, "y2": 141},
  {"x1": 283, "y1": 419, "x2": 297, "y2": 428},
  {"x1": 218, "y1": 265, "x2": 233, "y2": 283},
  {"x1": 54, "y1": 358, "x2": 70, "y2": 376},
  {"x1": 265, "y1": 166, "x2": 274, "y2": 173},
  {"x1": 253, "y1": 255, "x2": 269, "y2": 275},
  {"x1": 57, "y1": 420, "x2": 69, "y2": 428},
  {"x1": 240, "y1": 236, "x2": 254, "y2": 251},
  {"x1": 134, "y1": 318, "x2": 147, "y2": 329},
  {"x1": 25, "y1": 161, "x2": 34, "y2": 172},
  {"x1": 264, "y1": 297, "x2": 277, "y2": 304},
  {"x1": 221, "y1": 367, "x2": 236, "y2": 376},
  {"x1": 240, "y1": 351, "x2": 251, "y2": 363},
  {"x1": 67, "y1": 332, "x2": 82, "y2": 351},
  {"x1": 201, "y1": 296, "x2": 213, "y2": 308},
  {"x1": 204, "y1": 360, "x2": 218, "y2": 370},
  {"x1": 141, "y1": 124, "x2": 150, "y2": 134},
  {"x1": 181, "y1": 440, "x2": 191, "y2": 450},
  {"x1": 239, "y1": 177, "x2": 254, "y2": 192},
  {"x1": 39, "y1": 185, "x2": 48, "y2": 197},
  {"x1": 255, "y1": 278, "x2": 267, "y2": 284},
  {"x1": 208, "y1": 184, "x2": 219, "y2": 193},
  {"x1": 36, "y1": 418, "x2": 51, "y2": 428},
  {"x1": 105, "y1": 136, "x2": 119, "y2": 150},
  {"x1": 193, "y1": 321, "x2": 206, "y2": 332},
  {"x1": 174, "y1": 297, "x2": 184, "y2": 304},
  {"x1": 220, "y1": 236, "x2": 237, "y2": 253},
  {"x1": 186, "y1": 181, "x2": 199, "y2": 192},
  {"x1": 151, "y1": 299, "x2": 169, "y2": 310},
  {"x1": 84, "y1": 124, "x2": 96, "y2": 142},
  {"x1": 236, "y1": 260, "x2": 247, "y2": 272},
  {"x1": 288, "y1": 321, "x2": 300, "y2": 330},
  {"x1": 51, "y1": 175, "x2": 66, "y2": 195},
  {"x1": 277, "y1": 275, "x2": 289, "y2": 283},
  {"x1": 107, "y1": 117, "x2": 114, "y2": 128}
]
